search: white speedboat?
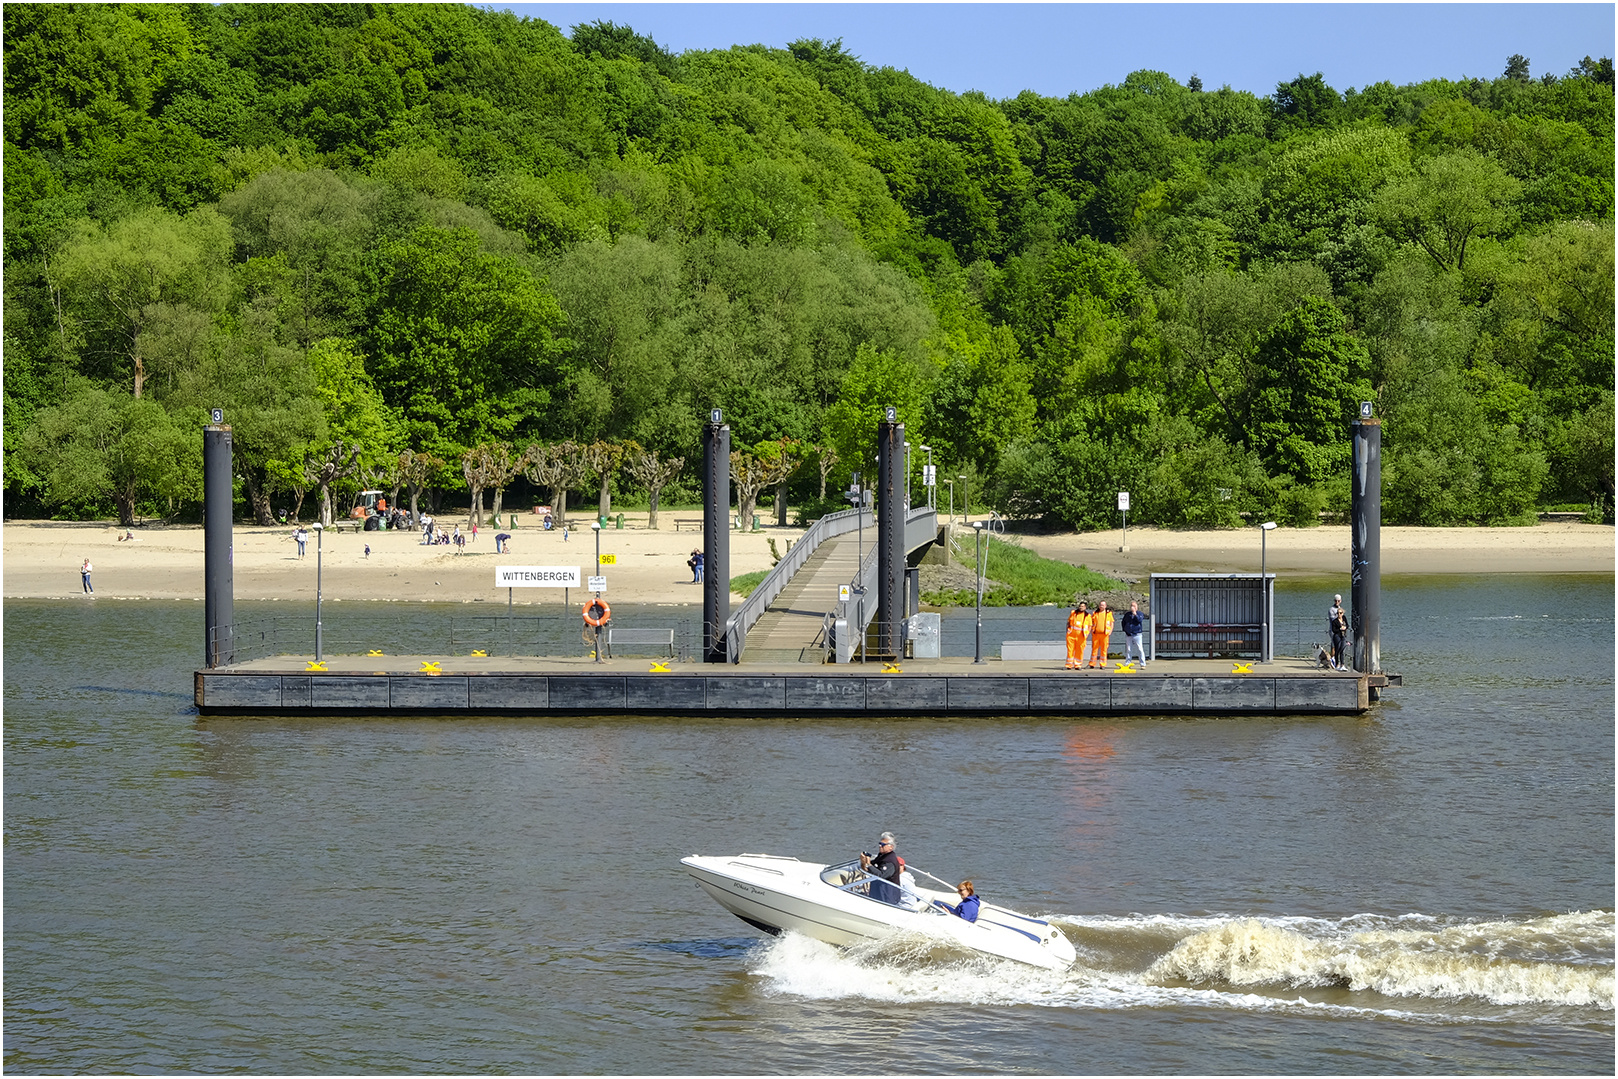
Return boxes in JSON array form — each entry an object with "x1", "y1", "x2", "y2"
[{"x1": 681, "y1": 852, "x2": 1076, "y2": 970}]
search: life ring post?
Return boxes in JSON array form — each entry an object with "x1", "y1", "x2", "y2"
[{"x1": 583, "y1": 597, "x2": 612, "y2": 663}]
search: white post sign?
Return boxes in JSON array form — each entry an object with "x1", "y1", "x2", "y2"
[
  {"x1": 587, "y1": 575, "x2": 608, "y2": 593},
  {"x1": 1117, "y1": 492, "x2": 1130, "y2": 552},
  {"x1": 495, "y1": 566, "x2": 580, "y2": 588},
  {"x1": 1117, "y1": 491, "x2": 1130, "y2": 511}
]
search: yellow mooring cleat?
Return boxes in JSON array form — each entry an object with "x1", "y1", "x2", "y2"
[{"x1": 1232, "y1": 662, "x2": 1253, "y2": 673}]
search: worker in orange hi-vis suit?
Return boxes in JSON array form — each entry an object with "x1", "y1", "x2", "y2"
[
  {"x1": 1065, "y1": 602, "x2": 1091, "y2": 670},
  {"x1": 1089, "y1": 601, "x2": 1115, "y2": 668}
]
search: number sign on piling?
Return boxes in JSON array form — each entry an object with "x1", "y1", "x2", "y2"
[{"x1": 495, "y1": 566, "x2": 581, "y2": 588}]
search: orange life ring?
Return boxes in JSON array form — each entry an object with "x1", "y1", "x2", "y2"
[{"x1": 582, "y1": 599, "x2": 611, "y2": 627}]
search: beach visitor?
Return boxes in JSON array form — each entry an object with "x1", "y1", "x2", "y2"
[
  {"x1": 80, "y1": 558, "x2": 93, "y2": 594},
  {"x1": 1121, "y1": 600, "x2": 1147, "y2": 667},
  {"x1": 935, "y1": 880, "x2": 981, "y2": 923},
  {"x1": 1066, "y1": 602, "x2": 1090, "y2": 670},
  {"x1": 860, "y1": 832, "x2": 902, "y2": 905},
  {"x1": 1090, "y1": 601, "x2": 1114, "y2": 668},
  {"x1": 294, "y1": 527, "x2": 308, "y2": 558},
  {"x1": 1329, "y1": 594, "x2": 1349, "y2": 671},
  {"x1": 364, "y1": 544, "x2": 371, "y2": 558},
  {"x1": 495, "y1": 532, "x2": 510, "y2": 553},
  {"x1": 688, "y1": 549, "x2": 704, "y2": 583}
]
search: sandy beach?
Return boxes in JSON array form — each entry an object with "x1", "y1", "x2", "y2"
[{"x1": 3, "y1": 515, "x2": 1611, "y2": 605}]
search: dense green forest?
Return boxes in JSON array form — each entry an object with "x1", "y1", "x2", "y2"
[{"x1": 5, "y1": 3, "x2": 1613, "y2": 528}]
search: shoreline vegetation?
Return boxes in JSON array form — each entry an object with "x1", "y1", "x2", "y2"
[
  {"x1": 3, "y1": 6, "x2": 1613, "y2": 544},
  {"x1": 4, "y1": 516, "x2": 1609, "y2": 608}
]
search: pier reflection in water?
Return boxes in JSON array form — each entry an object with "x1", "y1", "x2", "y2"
[{"x1": 4, "y1": 574, "x2": 1613, "y2": 1074}]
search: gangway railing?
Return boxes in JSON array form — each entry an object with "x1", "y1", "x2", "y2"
[
  {"x1": 825, "y1": 506, "x2": 938, "y2": 663},
  {"x1": 724, "y1": 508, "x2": 871, "y2": 663}
]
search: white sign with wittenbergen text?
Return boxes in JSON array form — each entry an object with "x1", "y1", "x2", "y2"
[{"x1": 495, "y1": 566, "x2": 581, "y2": 588}]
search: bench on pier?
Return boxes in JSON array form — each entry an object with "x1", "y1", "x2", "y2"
[
  {"x1": 673, "y1": 518, "x2": 703, "y2": 531},
  {"x1": 605, "y1": 627, "x2": 676, "y2": 657},
  {"x1": 1001, "y1": 640, "x2": 1066, "y2": 661},
  {"x1": 1154, "y1": 623, "x2": 1260, "y2": 658}
]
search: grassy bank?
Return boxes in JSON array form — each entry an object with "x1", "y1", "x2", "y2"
[{"x1": 924, "y1": 536, "x2": 1123, "y2": 607}]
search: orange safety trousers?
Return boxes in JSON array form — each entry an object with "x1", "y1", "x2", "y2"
[
  {"x1": 1089, "y1": 633, "x2": 1110, "y2": 667},
  {"x1": 1066, "y1": 629, "x2": 1088, "y2": 668}
]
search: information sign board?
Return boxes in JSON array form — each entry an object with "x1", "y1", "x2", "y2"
[{"x1": 495, "y1": 566, "x2": 580, "y2": 588}]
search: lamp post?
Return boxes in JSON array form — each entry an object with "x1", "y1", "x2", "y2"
[
  {"x1": 904, "y1": 441, "x2": 911, "y2": 511},
  {"x1": 945, "y1": 479, "x2": 954, "y2": 522},
  {"x1": 973, "y1": 520, "x2": 985, "y2": 664},
  {"x1": 959, "y1": 474, "x2": 968, "y2": 525},
  {"x1": 311, "y1": 522, "x2": 324, "y2": 662},
  {"x1": 591, "y1": 520, "x2": 603, "y2": 663},
  {"x1": 1260, "y1": 521, "x2": 1277, "y2": 663},
  {"x1": 919, "y1": 445, "x2": 933, "y2": 508}
]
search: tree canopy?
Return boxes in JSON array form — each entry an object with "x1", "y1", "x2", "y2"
[{"x1": 5, "y1": 4, "x2": 1612, "y2": 526}]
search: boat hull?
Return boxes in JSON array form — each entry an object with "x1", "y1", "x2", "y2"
[{"x1": 682, "y1": 853, "x2": 1075, "y2": 970}]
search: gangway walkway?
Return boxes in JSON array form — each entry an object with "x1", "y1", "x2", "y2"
[
  {"x1": 742, "y1": 533, "x2": 869, "y2": 662},
  {"x1": 724, "y1": 506, "x2": 937, "y2": 662}
]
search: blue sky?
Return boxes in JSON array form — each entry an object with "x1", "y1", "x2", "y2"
[{"x1": 487, "y1": 3, "x2": 1614, "y2": 99}]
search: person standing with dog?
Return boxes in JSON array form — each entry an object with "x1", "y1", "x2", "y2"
[{"x1": 1328, "y1": 594, "x2": 1348, "y2": 670}]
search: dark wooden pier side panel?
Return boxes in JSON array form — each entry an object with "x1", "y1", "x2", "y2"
[{"x1": 198, "y1": 662, "x2": 1379, "y2": 716}]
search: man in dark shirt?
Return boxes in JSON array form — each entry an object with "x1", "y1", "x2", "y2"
[
  {"x1": 860, "y1": 831, "x2": 902, "y2": 904},
  {"x1": 1121, "y1": 600, "x2": 1146, "y2": 666}
]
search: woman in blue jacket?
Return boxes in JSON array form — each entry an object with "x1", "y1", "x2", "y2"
[{"x1": 936, "y1": 880, "x2": 981, "y2": 922}]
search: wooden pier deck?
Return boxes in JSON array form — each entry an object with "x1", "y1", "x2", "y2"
[{"x1": 196, "y1": 655, "x2": 1394, "y2": 716}]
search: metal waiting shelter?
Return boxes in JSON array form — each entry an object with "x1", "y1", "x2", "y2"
[{"x1": 1148, "y1": 573, "x2": 1275, "y2": 663}]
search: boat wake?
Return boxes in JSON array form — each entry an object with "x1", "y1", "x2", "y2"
[{"x1": 746, "y1": 909, "x2": 1614, "y2": 1021}]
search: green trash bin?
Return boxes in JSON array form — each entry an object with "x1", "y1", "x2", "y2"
[{"x1": 615, "y1": 513, "x2": 624, "y2": 529}]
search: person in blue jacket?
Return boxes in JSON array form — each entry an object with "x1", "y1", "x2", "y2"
[{"x1": 935, "y1": 879, "x2": 981, "y2": 922}]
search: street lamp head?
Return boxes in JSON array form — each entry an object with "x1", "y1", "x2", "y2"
[
  {"x1": 1261, "y1": 521, "x2": 1278, "y2": 530},
  {"x1": 972, "y1": 521, "x2": 983, "y2": 530},
  {"x1": 311, "y1": 523, "x2": 324, "y2": 531},
  {"x1": 919, "y1": 444, "x2": 930, "y2": 451},
  {"x1": 591, "y1": 521, "x2": 601, "y2": 530}
]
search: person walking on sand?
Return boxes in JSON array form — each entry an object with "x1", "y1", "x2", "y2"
[
  {"x1": 294, "y1": 526, "x2": 308, "y2": 558},
  {"x1": 1090, "y1": 601, "x2": 1114, "y2": 668},
  {"x1": 1066, "y1": 602, "x2": 1090, "y2": 670},
  {"x1": 80, "y1": 558, "x2": 93, "y2": 594}
]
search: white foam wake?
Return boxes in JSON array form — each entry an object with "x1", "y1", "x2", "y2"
[
  {"x1": 1143, "y1": 911, "x2": 1614, "y2": 1008},
  {"x1": 745, "y1": 910, "x2": 1614, "y2": 1015}
]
